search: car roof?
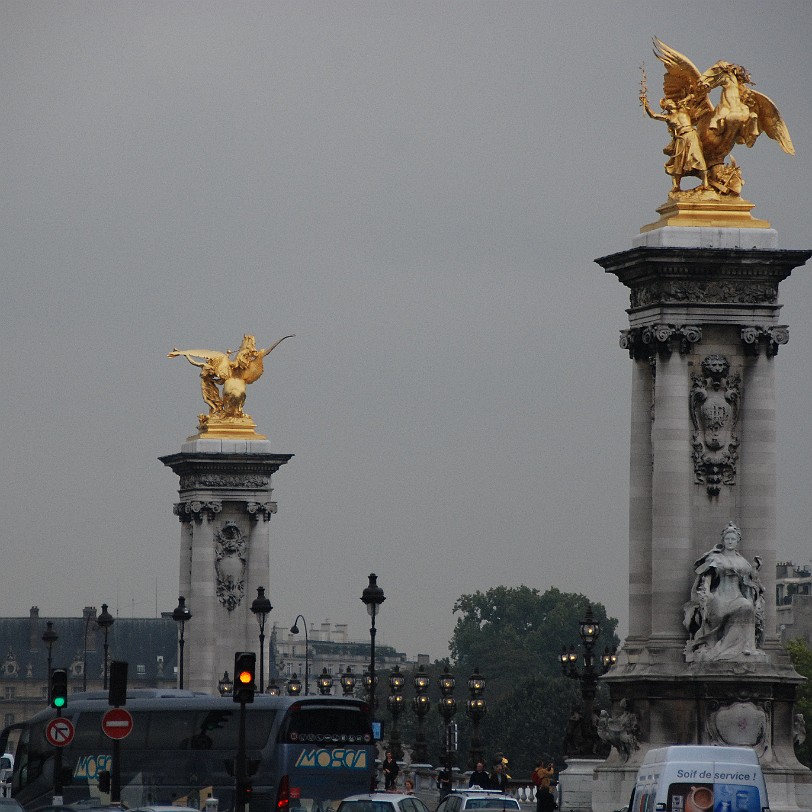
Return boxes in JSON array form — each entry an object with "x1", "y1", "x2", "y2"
[{"x1": 340, "y1": 795, "x2": 418, "y2": 803}]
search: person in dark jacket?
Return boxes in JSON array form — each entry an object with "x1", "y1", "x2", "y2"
[
  {"x1": 382, "y1": 751, "x2": 399, "y2": 791},
  {"x1": 469, "y1": 760, "x2": 490, "y2": 788},
  {"x1": 490, "y1": 761, "x2": 508, "y2": 793}
]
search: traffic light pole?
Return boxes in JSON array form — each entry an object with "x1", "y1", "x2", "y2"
[
  {"x1": 111, "y1": 739, "x2": 121, "y2": 804},
  {"x1": 235, "y1": 699, "x2": 247, "y2": 812},
  {"x1": 52, "y1": 709, "x2": 63, "y2": 804}
]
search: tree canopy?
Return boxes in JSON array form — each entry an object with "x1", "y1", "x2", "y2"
[
  {"x1": 785, "y1": 637, "x2": 812, "y2": 767},
  {"x1": 449, "y1": 585, "x2": 619, "y2": 776}
]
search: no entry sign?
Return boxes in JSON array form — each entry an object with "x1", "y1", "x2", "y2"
[
  {"x1": 102, "y1": 707, "x2": 134, "y2": 740},
  {"x1": 45, "y1": 717, "x2": 75, "y2": 747}
]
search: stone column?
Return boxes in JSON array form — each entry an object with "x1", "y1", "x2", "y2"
[
  {"x1": 592, "y1": 230, "x2": 812, "y2": 812},
  {"x1": 161, "y1": 439, "x2": 292, "y2": 694}
]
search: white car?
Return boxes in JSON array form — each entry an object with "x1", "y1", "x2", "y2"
[
  {"x1": 435, "y1": 790, "x2": 521, "y2": 812},
  {"x1": 338, "y1": 792, "x2": 431, "y2": 812}
]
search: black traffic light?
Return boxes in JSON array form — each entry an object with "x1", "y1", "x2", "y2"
[
  {"x1": 51, "y1": 668, "x2": 68, "y2": 710},
  {"x1": 233, "y1": 652, "x2": 256, "y2": 704},
  {"x1": 108, "y1": 660, "x2": 128, "y2": 706},
  {"x1": 236, "y1": 781, "x2": 252, "y2": 805},
  {"x1": 98, "y1": 770, "x2": 111, "y2": 794}
]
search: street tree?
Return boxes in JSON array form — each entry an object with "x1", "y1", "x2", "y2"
[
  {"x1": 785, "y1": 638, "x2": 812, "y2": 767},
  {"x1": 449, "y1": 585, "x2": 618, "y2": 776}
]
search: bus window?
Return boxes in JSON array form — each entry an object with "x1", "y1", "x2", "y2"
[{"x1": 282, "y1": 704, "x2": 370, "y2": 743}]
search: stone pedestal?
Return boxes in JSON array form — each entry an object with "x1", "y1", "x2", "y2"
[
  {"x1": 592, "y1": 227, "x2": 812, "y2": 812},
  {"x1": 160, "y1": 438, "x2": 292, "y2": 694},
  {"x1": 559, "y1": 759, "x2": 603, "y2": 812}
]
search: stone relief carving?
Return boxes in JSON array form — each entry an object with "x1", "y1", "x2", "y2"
[
  {"x1": 619, "y1": 324, "x2": 702, "y2": 359},
  {"x1": 246, "y1": 501, "x2": 277, "y2": 521},
  {"x1": 178, "y1": 473, "x2": 270, "y2": 490},
  {"x1": 214, "y1": 522, "x2": 247, "y2": 611},
  {"x1": 3, "y1": 649, "x2": 17, "y2": 677},
  {"x1": 689, "y1": 355, "x2": 740, "y2": 496},
  {"x1": 684, "y1": 523, "x2": 766, "y2": 663},
  {"x1": 174, "y1": 500, "x2": 223, "y2": 523},
  {"x1": 630, "y1": 280, "x2": 778, "y2": 309},
  {"x1": 596, "y1": 699, "x2": 640, "y2": 762},
  {"x1": 706, "y1": 698, "x2": 769, "y2": 755},
  {"x1": 741, "y1": 325, "x2": 789, "y2": 357}
]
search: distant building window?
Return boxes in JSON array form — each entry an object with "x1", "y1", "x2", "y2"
[
  {"x1": 41, "y1": 687, "x2": 48, "y2": 700},
  {"x1": 136, "y1": 665, "x2": 146, "y2": 676},
  {"x1": 3, "y1": 714, "x2": 13, "y2": 727},
  {"x1": 4, "y1": 687, "x2": 15, "y2": 701}
]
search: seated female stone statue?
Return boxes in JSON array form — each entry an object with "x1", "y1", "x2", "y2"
[{"x1": 683, "y1": 522, "x2": 766, "y2": 663}]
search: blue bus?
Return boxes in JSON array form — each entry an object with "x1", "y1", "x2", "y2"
[{"x1": 0, "y1": 690, "x2": 376, "y2": 812}]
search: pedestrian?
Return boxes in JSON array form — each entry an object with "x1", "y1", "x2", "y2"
[
  {"x1": 490, "y1": 761, "x2": 508, "y2": 793},
  {"x1": 382, "y1": 750, "x2": 399, "y2": 791},
  {"x1": 437, "y1": 766, "x2": 453, "y2": 799},
  {"x1": 532, "y1": 760, "x2": 555, "y2": 812},
  {"x1": 469, "y1": 760, "x2": 490, "y2": 789},
  {"x1": 404, "y1": 778, "x2": 415, "y2": 795}
]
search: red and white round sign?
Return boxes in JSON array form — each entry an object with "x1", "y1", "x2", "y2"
[
  {"x1": 45, "y1": 717, "x2": 75, "y2": 747},
  {"x1": 102, "y1": 707, "x2": 134, "y2": 740}
]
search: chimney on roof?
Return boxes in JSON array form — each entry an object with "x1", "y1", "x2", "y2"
[{"x1": 29, "y1": 606, "x2": 40, "y2": 652}]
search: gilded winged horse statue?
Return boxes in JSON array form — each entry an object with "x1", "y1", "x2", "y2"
[
  {"x1": 641, "y1": 38, "x2": 794, "y2": 197},
  {"x1": 169, "y1": 334, "x2": 293, "y2": 436}
]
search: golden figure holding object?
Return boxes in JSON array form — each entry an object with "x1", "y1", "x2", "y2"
[
  {"x1": 168, "y1": 333, "x2": 294, "y2": 440},
  {"x1": 640, "y1": 38, "x2": 794, "y2": 230}
]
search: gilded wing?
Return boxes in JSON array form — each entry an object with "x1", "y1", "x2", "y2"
[
  {"x1": 169, "y1": 348, "x2": 233, "y2": 380},
  {"x1": 748, "y1": 89, "x2": 795, "y2": 154},
  {"x1": 652, "y1": 38, "x2": 713, "y2": 118}
]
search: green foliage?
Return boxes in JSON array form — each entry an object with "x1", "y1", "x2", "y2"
[
  {"x1": 448, "y1": 585, "x2": 619, "y2": 776},
  {"x1": 785, "y1": 638, "x2": 812, "y2": 767}
]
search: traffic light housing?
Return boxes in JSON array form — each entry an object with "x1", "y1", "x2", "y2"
[
  {"x1": 51, "y1": 668, "x2": 68, "y2": 709},
  {"x1": 108, "y1": 660, "x2": 128, "y2": 707},
  {"x1": 233, "y1": 652, "x2": 256, "y2": 704},
  {"x1": 236, "y1": 781, "x2": 252, "y2": 805}
]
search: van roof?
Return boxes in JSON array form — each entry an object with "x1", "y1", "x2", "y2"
[{"x1": 640, "y1": 745, "x2": 758, "y2": 766}]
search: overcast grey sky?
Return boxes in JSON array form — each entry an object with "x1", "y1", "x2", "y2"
[{"x1": 2, "y1": 1, "x2": 810, "y2": 662}]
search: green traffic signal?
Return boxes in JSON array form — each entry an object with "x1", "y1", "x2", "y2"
[{"x1": 51, "y1": 668, "x2": 68, "y2": 710}]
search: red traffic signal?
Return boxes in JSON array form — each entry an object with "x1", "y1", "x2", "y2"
[{"x1": 233, "y1": 652, "x2": 256, "y2": 704}]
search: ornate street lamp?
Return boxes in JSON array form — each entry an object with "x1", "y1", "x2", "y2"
[
  {"x1": 317, "y1": 668, "x2": 333, "y2": 696},
  {"x1": 387, "y1": 665, "x2": 406, "y2": 760},
  {"x1": 560, "y1": 604, "x2": 614, "y2": 757},
  {"x1": 411, "y1": 665, "x2": 431, "y2": 764},
  {"x1": 42, "y1": 621, "x2": 58, "y2": 703},
  {"x1": 172, "y1": 596, "x2": 192, "y2": 690},
  {"x1": 250, "y1": 587, "x2": 273, "y2": 693},
  {"x1": 218, "y1": 671, "x2": 234, "y2": 697},
  {"x1": 360, "y1": 573, "x2": 386, "y2": 714},
  {"x1": 438, "y1": 667, "x2": 457, "y2": 775},
  {"x1": 81, "y1": 607, "x2": 96, "y2": 692},
  {"x1": 340, "y1": 666, "x2": 356, "y2": 697},
  {"x1": 266, "y1": 679, "x2": 282, "y2": 696},
  {"x1": 289, "y1": 615, "x2": 310, "y2": 695},
  {"x1": 287, "y1": 672, "x2": 302, "y2": 696},
  {"x1": 466, "y1": 668, "x2": 487, "y2": 768},
  {"x1": 97, "y1": 603, "x2": 114, "y2": 690}
]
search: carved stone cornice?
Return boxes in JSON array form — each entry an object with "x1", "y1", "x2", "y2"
[
  {"x1": 596, "y1": 246, "x2": 811, "y2": 311},
  {"x1": 741, "y1": 325, "x2": 789, "y2": 357},
  {"x1": 174, "y1": 500, "x2": 223, "y2": 523},
  {"x1": 620, "y1": 324, "x2": 702, "y2": 360},
  {"x1": 160, "y1": 451, "x2": 293, "y2": 496}
]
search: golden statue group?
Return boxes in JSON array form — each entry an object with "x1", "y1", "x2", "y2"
[
  {"x1": 169, "y1": 334, "x2": 293, "y2": 438},
  {"x1": 641, "y1": 38, "x2": 794, "y2": 200}
]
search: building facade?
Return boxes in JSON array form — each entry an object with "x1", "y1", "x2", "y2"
[{"x1": 776, "y1": 561, "x2": 812, "y2": 646}]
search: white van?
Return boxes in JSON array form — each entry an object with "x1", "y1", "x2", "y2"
[{"x1": 628, "y1": 746, "x2": 769, "y2": 812}]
